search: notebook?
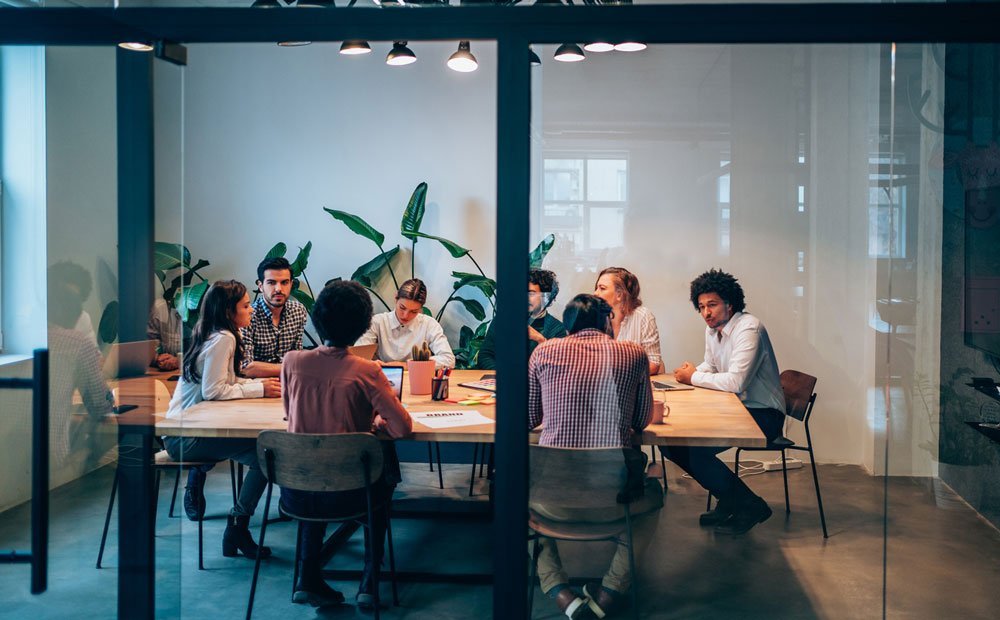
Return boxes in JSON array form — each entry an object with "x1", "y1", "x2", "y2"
[
  {"x1": 381, "y1": 366, "x2": 404, "y2": 400},
  {"x1": 652, "y1": 379, "x2": 695, "y2": 391}
]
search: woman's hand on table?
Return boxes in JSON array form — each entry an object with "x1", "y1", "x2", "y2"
[{"x1": 261, "y1": 377, "x2": 282, "y2": 398}]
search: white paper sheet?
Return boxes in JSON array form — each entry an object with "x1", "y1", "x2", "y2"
[{"x1": 410, "y1": 410, "x2": 496, "y2": 429}]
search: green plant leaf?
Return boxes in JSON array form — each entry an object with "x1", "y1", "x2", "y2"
[
  {"x1": 474, "y1": 320, "x2": 491, "y2": 338},
  {"x1": 98, "y1": 301, "x2": 119, "y2": 345},
  {"x1": 153, "y1": 242, "x2": 185, "y2": 271},
  {"x1": 410, "y1": 231, "x2": 469, "y2": 258},
  {"x1": 422, "y1": 306, "x2": 433, "y2": 316},
  {"x1": 452, "y1": 271, "x2": 497, "y2": 299},
  {"x1": 181, "y1": 281, "x2": 210, "y2": 312},
  {"x1": 529, "y1": 234, "x2": 556, "y2": 269},
  {"x1": 264, "y1": 242, "x2": 287, "y2": 260},
  {"x1": 188, "y1": 258, "x2": 210, "y2": 274},
  {"x1": 351, "y1": 246, "x2": 401, "y2": 287},
  {"x1": 400, "y1": 182, "x2": 428, "y2": 240},
  {"x1": 291, "y1": 288, "x2": 314, "y2": 313},
  {"x1": 458, "y1": 324, "x2": 475, "y2": 349},
  {"x1": 325, "y1": 208, "x2": 386, "y2": 247},
  {"x1": 290, "y1": 241, "x2": 312, "y2": 277},
  {"x1": 452, "y1": 296, "x2": 486, "y2": 321}
]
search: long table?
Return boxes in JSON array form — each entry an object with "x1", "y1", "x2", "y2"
[{"x1": 153, "y1": 369, "x2": 766, "y2": 448}]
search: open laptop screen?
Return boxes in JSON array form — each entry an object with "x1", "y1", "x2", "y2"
[{"x1": 381, "y1": 366, "x2": 404, "y2": 400}]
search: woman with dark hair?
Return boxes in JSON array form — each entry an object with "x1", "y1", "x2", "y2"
[
  {"x1": 594, "y1": 267, "x2": 663, "y2": 375},
  {"x1": 164, "y1": 280, "x2": 280, "y2": 560},
  {"x1": 354, "y1": 278, "x2": 456, "y2": 369},
  {"x1": 282, "y1": 280, "x2": 413, "y2": 609}
]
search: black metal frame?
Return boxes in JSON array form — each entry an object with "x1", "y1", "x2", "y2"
[
  {"x1": 0, "y1": 350, "x2": 49, "y2": 595},
  {"x1": 6, "y1": 4, "x2": 1000, "y2": 618}
]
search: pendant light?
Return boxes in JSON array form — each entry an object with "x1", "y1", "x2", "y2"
[
  {"x1": 447, "y1": 41, "x2": 478, "y2": 73},
  {"x1": 118, "y1": 42, "x2": 153, "y2": 52},
  {"x1": 340, "y1": 41, "x2": 372, "y2": 55},
  {"x1": 529, "y1": 46, "x2": 541, "y2": 66},
  {"x1": 583, "y1": 42, "x2": 615, "y2": 53},
  {"x1": 614, "y1": 42, "x2": 648, "y2": 52},
  {"x1": 386, "y1": 41, "x2": 417, "y2": 66},
  {"x1": 553, "y1": 43, "x2": 586, "y2": 63}
]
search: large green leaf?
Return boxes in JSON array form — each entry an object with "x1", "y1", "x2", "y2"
[
  {"x1": 410, "y1": 231, "x2": 469, "y2": 258},
  {"x1": 400, "y1": 182, "x2": 428, "y2": 240},
  {"x1": 98, "y1": 301, "x2": 119, "y2": 345},
  {"x1": 452, "y1": 296, "x2": 486, "y2": 321},
  {"x1": 458, "y1": 324, "x2": 475, "y2": 349},
  {"x1": 351, "y1": 246, "x2": 401, "y2": 287},
  {"x1": 264, "y1": 242, "x2": 287, "y2": 260},
  {"x1": 181, "y1": 280, "x2": 210, "y2": 312},
  {"x1": 153, "y1": 242, "x2": 185, "y2": 271},
  {"x1": 422, "y1": 306, "x2": 433, "y2": 316},
  {"x1": 290, "y1": 241, "x2": 312, "y2": 277},
  {"x1": 529, "y1": 234, "x2": 556, "y2": 269},
  {"x1": 325, "y1": 208, "x2": 386, "y2": 247},
  {"x1": 188, "y1": 258, "x2": 210, "y2": 274},
  {"x1": 291, "y1": 288, "x2": 315, "y2": 314},
  {"x1": 452, "y1": 271, "x2": 497, "y2": 299}
]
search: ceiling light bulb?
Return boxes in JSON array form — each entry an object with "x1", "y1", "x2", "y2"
[
  {"x1": 583, "y1": 42, "x2": 614, "y2": 53},
  {"x1": 278, "y1": 41, "x2": 312, "y2": 47},
  {"x1": 529, "y1": 46, "x2": 541, "y2": 67},
  {"x1": 340, "y1": 40, "x2": 372, "y2": 55},
  {"x1": 386, "y1": 41, "x2": 417, "y2": 66},
  {"x1": 553, "y1": 43, "x2": 585, "y2": 63},
  {"x1": 447, "y1": 40, "x2": 478, "y2": 73},
  {"x1": 614, "y1": 42, "x2": 647, "y2": 52},
  {"x1": 118, "y1": 42, "x2": 153, "y2": 52}
]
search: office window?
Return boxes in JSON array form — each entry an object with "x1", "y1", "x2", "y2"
[
  {"x1": 718, "y1": 160, "x2": 731, "y2": 255},
  {"x1": 869, "y1": 155, "x2": 907, "y2": 258},
  {"x1": 542, "y1": 154, "x2": 628, "y2": 259}
]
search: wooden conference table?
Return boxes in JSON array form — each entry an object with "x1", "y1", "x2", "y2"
[{"x1": 152, "y1": 369, "x2": 767, "y2": 448}]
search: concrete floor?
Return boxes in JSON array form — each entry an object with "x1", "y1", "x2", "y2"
[{"x1": 1, "y1": 456, "x2": 998, "y2": 619}]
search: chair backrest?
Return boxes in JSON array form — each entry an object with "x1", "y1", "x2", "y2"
[
  {"x1": 780, "y1": 369, "x2": 817, "y2": 422},
  {"x1": 256, "y1": 430, "x2": 384, "y2": 494},
  {"x1": 529, "y1": 445, "x2": 629, "y2": 510}
]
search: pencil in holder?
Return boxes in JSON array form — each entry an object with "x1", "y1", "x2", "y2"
[{"x1": 431, "y1": 377, "x2": 449, "y2": 401}]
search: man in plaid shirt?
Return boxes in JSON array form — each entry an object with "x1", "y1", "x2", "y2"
[
  {"x1": 241, "y1": 256, "x2": 308, "y2": 378},
  {"x1": 528, "y1": 294, "x2": 663, "y2": 619}
]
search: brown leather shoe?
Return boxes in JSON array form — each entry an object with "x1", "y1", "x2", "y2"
[
  {"x1": 583, "y1": 582, "x2": 619, "y2": 619},
  {"x1": 554, "y1": 587, "x2": 593, "y2": 619}
]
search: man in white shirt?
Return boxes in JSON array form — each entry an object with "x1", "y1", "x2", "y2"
[
  {"x1": 355, "y1": 278, "x2": 455, "y2": 369},
  {"x1": 666, "y1": 269, "x2": 786, "y2": 535}
]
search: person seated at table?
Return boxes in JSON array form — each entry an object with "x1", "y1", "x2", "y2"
[
  {"x1": 164, "y1": 280, "x2": 281, "y2": 560},
  {"x1": 147, "y1": 297, "x2": 183, "y2": 371},
  {"x1": 664, "y1": 269, "x2": 786, "y2": 535},
  {"x1": 48, "y1": 261, "x2": 99, "y2": 346},
  {"x1": 241, "y1": 256, "x2": 308, "y2": 378},
  {"x1": 593, "y1": 267, "x2": 663, "y2": 375},
  {"x1": 478, "y1": 268, "x2": 567, "y2": 370},
  {"x1": 282, "y1": 280, "x2": 413, "y2": 609},
  {"x1": 354, "y1": 278, "x2": 455, "y2": 369},
  {"x1": 528, "y1": 294, "x2": 662, "y2": 619}
]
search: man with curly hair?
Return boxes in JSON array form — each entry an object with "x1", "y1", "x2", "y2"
[
  {"x1": 665, "y1": 269, "x2": 786, "y2": 535},
  {"x1": 478, "y1": 268, "x2": 567, "y2": 370}
]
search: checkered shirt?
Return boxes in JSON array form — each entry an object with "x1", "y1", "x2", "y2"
[
  {"x1": 48, "y1": 326, "x2": 115, "y2": 463},
  {"x1": 528, "y1": 328, "x2": 653, "y2": 448},
  {"x1": 241, "y1": 296, "x2": 307, "y2": 367}
]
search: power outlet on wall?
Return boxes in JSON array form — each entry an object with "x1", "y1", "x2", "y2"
[{"x1": 763, "y1": 456, "x2": 803, "y2": 472}]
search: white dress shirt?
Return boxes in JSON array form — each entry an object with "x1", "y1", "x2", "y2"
[
  {"x1": 355, "y1": 311, "x2": 456, "y2": 369},
  {"x1": 692, "y1": 311, "x2": 785, "y2": 413},
  {"x1": 616, "y1": 305, "x2": 663, "y2": 373},
  {"x1": 166, "y1": 330, "x2": 264, "y2": 420}
]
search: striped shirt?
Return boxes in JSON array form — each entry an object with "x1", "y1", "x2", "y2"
[
  {"x1": 616, "y1": 305, "x2": 663, "y2": 373},
  {"x1": 528, "y1": 329, "x2": 653, "y2": 448}
]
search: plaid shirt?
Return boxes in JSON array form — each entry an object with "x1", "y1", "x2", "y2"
[
  {"x1": 48, "y1": 326, "x2": 114, "y2": 463},
  {"x1": 528, "y1": 328, "x2": 653, "y2": 448},
  {"x1": 241, "y1": 296, "x2": 307, "y2": 368}
]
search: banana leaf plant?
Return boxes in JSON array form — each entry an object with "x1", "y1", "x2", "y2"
[{"x1": 255, "y1": 241, "x2": 319, "y2": 347}]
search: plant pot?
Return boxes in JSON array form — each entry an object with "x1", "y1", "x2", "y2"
[{"x1": 408, "y1": 360, "x2": 436, "y2": 396}]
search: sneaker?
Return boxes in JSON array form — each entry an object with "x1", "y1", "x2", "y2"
[
  {"x1": 356, "y1": 592, "x2": 378, "y2": 612},
  {"x1": 293, "y1": 580, "x2": 345, "y2": 607},
  {"x1": 183, "y1": 469, "x2": 206, "y2": 521},
  {"x1": 715, "y1": 497, "x2": 772, "y2": 535},
  {"x1": 552, "y1": 586, "x2": 593, "y2": 619},
  {"x1": 583, "y1": 582, "x2": 619, "y2": 619}
]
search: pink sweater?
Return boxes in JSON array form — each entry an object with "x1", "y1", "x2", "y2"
[{"x1": 282, "y1": 346, "x2": 413, "y2": 439}]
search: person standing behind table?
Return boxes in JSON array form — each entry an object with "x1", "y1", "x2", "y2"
[
  {"x1": 163, "y1": 280, "x2": 281, "y2": 560},
  {"x1": 478, "y1": 268, "x2": 567, "y2": 370},
  {"x1": 527, "y1": 294, "x2": 663, "y2": 620},
  {"x1": 593, "y1": 267, "x2": 663, "y2": 375},
  {"x1": 665, "y1": 269, "x2": 786, "y2": 536},
  {"x1": 354, "y1": 278, "x2": 456, "y2": 369},
  {"x1": 282, "y1": 280, "x2": 413, "y2": 609},
  {"x1": 241, "y1": 256, "x2": 308, "y2": 379}
]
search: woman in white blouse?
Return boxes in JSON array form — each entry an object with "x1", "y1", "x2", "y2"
[
  {"x1": 164, "y1": 280, "x2": 280, "y2": 560},
  {"x1": 594, "y1": 267, "x2": 663, "y2": 375}
]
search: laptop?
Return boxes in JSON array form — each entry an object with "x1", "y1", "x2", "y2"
[
  {"x1": 381, "y1": 365, "x2": 404, "y2": 400},
  {"x1": 348, "y1": 343, "x2": 378, "y2": 360},
  {"x1": 103, "y1": 340, "x2": 158, "y2": 379},
  {"x1": 652, "y1": 378, "x2": 695, "y2": 391}
]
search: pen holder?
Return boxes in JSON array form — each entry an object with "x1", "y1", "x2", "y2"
[
  {"x1": 431, "y1": 377, "x2": 450, "y2": 401},
  {"x1": 408, "y1": 360, "x2": 436, "y2": 395}
]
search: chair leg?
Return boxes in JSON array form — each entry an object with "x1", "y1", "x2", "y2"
[
  {"x1": 469, "y1": 443, "x2": 480, "y2": 497},
  {"x1": 237, "y1": 463, "x2": 244, "y2": 496},
  {"x1": 198, "y1": 511, "x2": 205, "y2": 570},
  {"x1": 291, "y1": 521, "x2": 302, "y2": 600},
  {"x1": 436, "y1": 442, "x2": 444, "y2": 490},
  {"x1": 479, "y1": 443, "x2": 488, "y2": 478},
  {"x1": 385, "y1": 505, "x2": 399, "y2": 606},
  {"x1": 781, "y1": 450, "x2": 791, "y2": 514},
  {"x1": 96, "y1": 467, "x2": 120, "y2": 569},
  {"x1": 624, "y1": 510, "x2": 639, "y2": 620},
  {"x1": 366, "y1": 507, "x2": 382, "y2": 620},
  {"x1": 230, "y1": 460, "x2": 238, "y2": 505},
  {"x1": 808, "y1": 447, "x2": 829, "y2": 538},
  {"x1": 734, "y1": 448, "x2": 742, "y2": 476},
  {"x1": 168, "y1": 468, "x2": 181, "y2": 518},
  {"x1": 706, "y1": 492, "x2": 712, "y2": 512},
  {"x1": 427, "y1": 443, "x2": 434, "y2": 472},
  {"x1": 527, "y1": 536, "x2": 541, "y2": 618},
  {"x1": 246, "y1": 482, "x2": 274, "y2": 620}
]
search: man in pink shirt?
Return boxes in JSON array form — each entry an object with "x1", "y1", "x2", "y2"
[{"x1": 281, "y1": 281, "x2": 413, "y2": 609}]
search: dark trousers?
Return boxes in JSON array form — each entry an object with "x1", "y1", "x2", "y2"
[
  {"x1": 660, "y1": 407, "x2": 785, "y2": 502},
  {"x1": 281, "y1": 481, "x2": 392, "y2": 593}
]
